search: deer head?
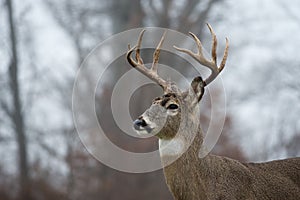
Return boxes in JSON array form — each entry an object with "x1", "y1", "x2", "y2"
[{"x1": 127, "y1": 24, "x2": 229, "y2": 141}]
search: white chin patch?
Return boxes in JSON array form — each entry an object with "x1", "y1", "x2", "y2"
[
  {"x1": 135, "y1": 129, "x2": 151, "y2": 135},
  {"x1": 159, "y1": 138, "x2": 185, "y2": 157}
]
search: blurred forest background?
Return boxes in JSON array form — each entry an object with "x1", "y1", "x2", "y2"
[{"x1": 0, "y1": 0, "x2": 300, "y2": 199}]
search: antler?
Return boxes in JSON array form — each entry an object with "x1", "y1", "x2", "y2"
[
  {"x1": 127, "y1": 30, "x2": 168, "y2": 90},
  {"x1": 174, "y1": 23, "x2": 229, "y2": 86}
]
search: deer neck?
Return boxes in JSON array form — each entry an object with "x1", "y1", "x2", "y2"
[
  {"x1": 159, "y1": 126, "x2": 208, "y2": 198},
  {"x1": 159, "y1": 106, "x2": 204, "y2": 167}
]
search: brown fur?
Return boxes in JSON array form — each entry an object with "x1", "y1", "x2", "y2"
[
  {"x1": 162, "y1": 128, "x2": 300, "y2": 199},
  {"x1": 127, "y1": 26, "x2": 300, "y2": 200},
  {"x1": 155, "y1": 93, "x2": 300, "y2": 200}
]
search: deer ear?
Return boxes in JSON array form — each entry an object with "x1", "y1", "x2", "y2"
[{"x1": 189, "y1": 76, "x2": 205, "y2": 102}]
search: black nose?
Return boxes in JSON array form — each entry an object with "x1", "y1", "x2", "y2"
[{"x1": 133, "y1": 118, "x2": 147, "y2": 130}]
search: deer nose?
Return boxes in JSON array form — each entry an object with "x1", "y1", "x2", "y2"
[{"x1": 133, "y1": 118, "x2": 147, "y2": 130}]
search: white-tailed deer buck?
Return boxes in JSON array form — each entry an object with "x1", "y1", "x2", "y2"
[{"x1": 127, "y1": 24, "x2": 300, "y2": 200}]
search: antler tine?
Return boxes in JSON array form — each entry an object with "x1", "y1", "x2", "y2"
[
  {"x1": 174, "y1": 23, "x2": 229, "y2": 86},
  {"x1": 127, "y1": 29, "x2": 146, "y2": 68},
  {"x1": 219, "y1": 37, "x2": 229, "y2": 73},
  {"x1": 151, "y1": 31, "x2": 166, "y2": 73},
  {"x1": 135, "y1": 29, "x2": 146, "y2": 64},
  {"x1": 126, "y1": 30, "x2": 168, "y2": 90},
  {"x1": 173, "y1": 33, "x2": 199, "y2": 62},
  {"x1": 207, "y1": 23, "x2": 217, "y2": 65},
  {"x1": 173, "y1": 30, "x2": 219, "y2": 78}
]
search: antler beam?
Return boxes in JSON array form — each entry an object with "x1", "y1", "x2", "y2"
[
  {"x1": 127, "y1": 30, "x2": 168, "y2": 90},
  {"x1": 174, "y1": 23, "x2": 229, "y2": 85}
]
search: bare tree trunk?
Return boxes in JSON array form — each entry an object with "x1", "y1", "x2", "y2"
[
  {"x1": 110, "y1": 0, "x2": 144, "y2": 33},
  {"x1": 6, "y1": 0, "x2": 30, "y2": 199}
]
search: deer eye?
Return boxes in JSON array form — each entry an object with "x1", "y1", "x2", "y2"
[{"x1": 167, "y1": 104, "x2": 178, "y2": 110}]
